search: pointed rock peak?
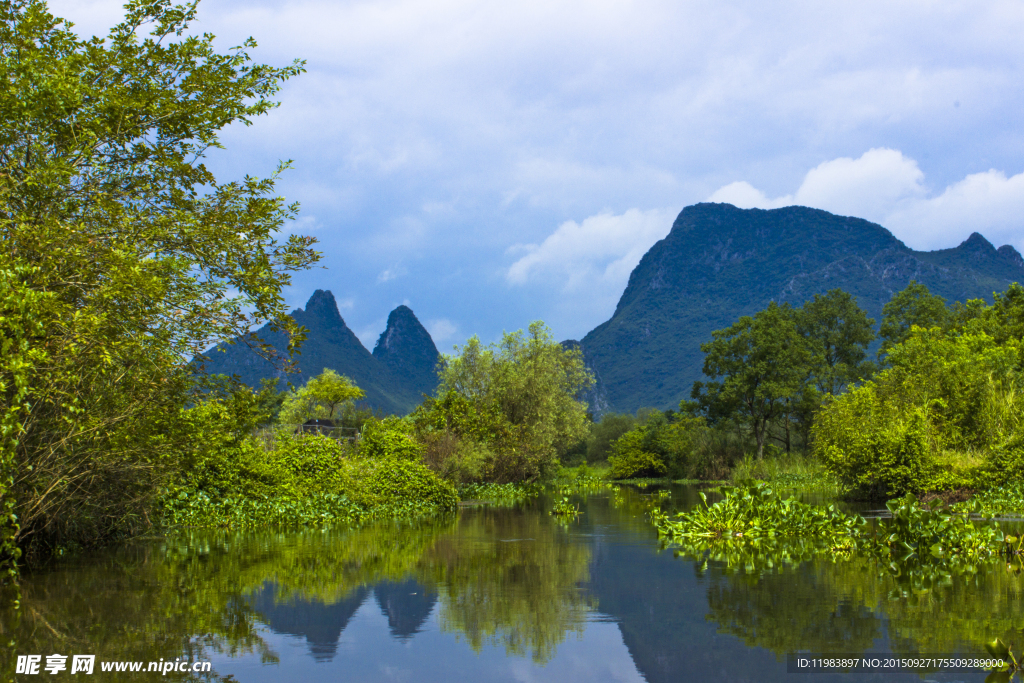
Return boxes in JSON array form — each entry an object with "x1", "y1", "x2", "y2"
[
  {"x1": 998, "y1": 244, "x2": 1024, "y2": 268},
  {"x1": 303, "y1": 289, "x2": 344, "y2": 324},
  {"x1": 959, "y1": 232, "x2": 996, "y2": 252},
  {"x1": 373, "y1": 305, "x2": 437, "y2": 357}
]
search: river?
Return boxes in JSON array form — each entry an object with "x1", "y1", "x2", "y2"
[{"x1": 2, "y1": 485, "x2": 1019, "y2": 681}]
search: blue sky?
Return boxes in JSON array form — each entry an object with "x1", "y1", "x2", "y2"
[{"x1": 54, "y1": 0, "x2": 1024, "y2": 349}]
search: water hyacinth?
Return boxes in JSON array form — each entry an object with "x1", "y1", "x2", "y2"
[
  {"x1": 652, "y1": 482, "x2": 863, "y2": 544},
  {"x1": 458, "y1": 482, "x2": 542, "y2": 504},
  {"x1": 652, "y1": 482, "x2": 1008, "y2": 586}
]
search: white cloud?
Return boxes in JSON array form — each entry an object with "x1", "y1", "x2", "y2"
[
  {"x1": 427, "y1": 318, "x2": 461, "y2": 347},
  {"x1": 507, "y1": 208, "x2": 674, "y2": 290},
  {"x1": 505, "y1": 208, "x2": 674, "y2": 337},
  {"x1": 886, "y1": 169, "x2": 1024, "y2": 251},
  {"x1": 707, "y1": 149, "x2": 1024, "y2": 252},
  {"x1": 707, "y1": 181, "x2": 788, "y2": 210},
  {"x1": 376, "y1": 265, "x2": 406, "y2": 283}
]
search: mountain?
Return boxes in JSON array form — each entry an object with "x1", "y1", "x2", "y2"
[
  {"x1": 575, "y1": 203, "x2": 1024, "y2": 415},
  {"x1": 200, "y1": 290, "x2": 439, "y2": 414},
  {"x1": 372, "y1": 305, "x2": 441, "y2": 402}
]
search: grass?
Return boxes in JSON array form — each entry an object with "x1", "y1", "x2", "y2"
[
  {"x1": 457, "y1": 482, "x2": 542, "y2": 504},
  {"x1": 729, "y1": 453, "x2": 842, "y2": 495}
]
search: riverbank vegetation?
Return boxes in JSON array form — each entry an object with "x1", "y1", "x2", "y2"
[
  {"x1": 2, "y1": 0, "x2": 1021, "y2": 584},
  {"x1": 0, "y1": 0, "x2": 316, "y2": 574},
  {"x1": 653, "y1": 482, "x2": 1009, "y2": 587},
  {"x1": 596, "y1": 281, "x2": 1024, "y2": 509}
]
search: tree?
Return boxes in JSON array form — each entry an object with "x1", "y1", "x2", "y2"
[
  {"x1": 419, "y1": 322, "x2": 594, "y2": 482},
  {"x1": 279, "y1": 369, "x2": 364, "y2": 425},
  {"x1": 796, "y1": 289, "x2": 876, "y2": 396},
  {"x1": 879, "y1": 281, "x2": 949, "y2": 358},
  {"x1": 1, "y1": 0, "x2": 316, "y2": 563},
  {"x1": 690, "y1": 303, "x2": 814, "y2": 458}
]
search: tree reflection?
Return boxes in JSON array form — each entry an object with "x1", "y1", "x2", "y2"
[
  {"x1": 424, "y1": 508, "x2": 593, "y2": 663},
  {"x1": 1, "y1": 508, "x2": 595, "y2": 677},
  {"x1": 698, "y1": 550, "x2": 1024, "y2": 663},
  {"x1": 703, "y1": 558, "x2": 881, "y2": 657}
]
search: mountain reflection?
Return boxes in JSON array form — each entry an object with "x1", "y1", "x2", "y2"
[
  {"x1": 373, "y1": 579, "x2": 437, "y2": 640},
  {"x1": 248, "y1": 583, "x2": 370, "y2": 661},
  {"x1": 6, "y1": 488, "x2": 1024, "y2": 683}
]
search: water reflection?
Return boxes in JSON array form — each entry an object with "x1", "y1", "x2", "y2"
[
  {"x1": 373, "y1": 579, "x2": 437, "y2": 640},
  {"x1": 3, "y1": 487, "x2": 1024, "y2": 682}
]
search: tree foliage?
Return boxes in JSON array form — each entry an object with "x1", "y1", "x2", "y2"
[
  {"x1": 815, "y1": 316, "x2": 1024, "y2": 496},
  {"x1": 278, "y1": 369, "x2": 364, "y2": 425},
  {"x1": 415, "y1": 322, "x2": 594, "y2": 482},
  {"x1": 0, "y1": 0, "x2": 316, "y2": 565},
  {"x1": 690, "y1": 303, "x2": 815, "y2": 458},
  {"x1": 878, "y1": 281, "x2": 949, "y2": 358},
  {"x1": 796, "y1": 288, "x2": 876, "y2": 396}
]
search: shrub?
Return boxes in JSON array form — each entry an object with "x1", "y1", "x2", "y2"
[
  {"x1": 813, "y1": 382, "x2": 935, "y2": 497},
  {"x1": 604, "y1": 414, "x2": 706, "y2": 480},
  {"x1": 420, "y1": 431, "x2": 494, "y2": 484},
  {"x1": 163, "y1": 430, "x2": 457, "y2": 528},
  {"x1": 359, "y1": 416, "x2": 422, "y2": 460},
  {"x1": 585, "y1": 413, "x2": 636, "y2": 463},
  {"x1": 608, "y1": 450, "x2": 667, "y2": 480},
  {"x1": 348, "y1": 457, "x2": 459, "y2": 513}
]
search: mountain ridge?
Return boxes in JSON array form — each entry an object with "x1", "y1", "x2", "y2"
[
  {"x1": 575, "y1": 203, "x2": 1023, "y2": 414},
  {"x1": 201, "y1": 291, "x2": 439, "y2": 415}
]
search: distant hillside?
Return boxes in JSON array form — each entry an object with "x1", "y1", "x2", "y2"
[
  {"x1": 200, "y1": 290, "x2": 439, "y2": 414},
  {"x1": 575, "y1": 203, "x2": 1024, "y2": 415}
]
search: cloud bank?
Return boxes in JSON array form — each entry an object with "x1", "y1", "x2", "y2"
[
  {"x1": 46, "y1": 0, "x2": 1024, "y2": 344},
  {"x1": 708, "y1": 149, "x2": 1024, "y2": 252}
]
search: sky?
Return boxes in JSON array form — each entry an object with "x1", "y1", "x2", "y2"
[{"x1": 52, "y1": 0, "x2": 1024, "y2": 350}]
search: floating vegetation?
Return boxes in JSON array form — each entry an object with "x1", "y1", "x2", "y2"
[
  {"x1": 458, "y1": 482, "x2": 542, "y2": 505},
  {"x1": 549, "y1": 487, "x2": 581, "y2": 519},
  {"x1": 871, "y1": 494, "x2": 1003, "y2": 589},
  {"x1": 652, "y1": 482, "x2": 862, "y2": 545},
  {"x1": 161, "y1": 490, "x2": 445, "y2": 529},
  {"x1": 553, "y1": 466, "x2": 616, "y2": 493},
  {"x1": 611, "y1": 477, "x2": 671, "y2": 487},
  {"x1": 652, "y1": 482, "x2": 1009, "y2": 587},
  {"x1": 953, "y1": 482, "x2": 1024, "y2": 516}
]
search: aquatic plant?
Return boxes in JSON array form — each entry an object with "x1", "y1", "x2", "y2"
[
  {"x1": 654, "y1": 483, "x2": 1009, "y2": 588},
  {"x1": 553, "y1": 465, "x2": 616, "y2": 493},
  {"x1": 954, "y1": 481, "x2": 1024, "y2": 516},
  {"x1": 652, "y1": 482, "x2": 862, "y2": 545},
  {"x1": 458, "y1": 482, "x2": 542, "y2": 504},
  {"x1": 549, "y1": 487, "x2": 581, "y2": 518}
]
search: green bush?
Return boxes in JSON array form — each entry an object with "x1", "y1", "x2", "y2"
[
  {"x1": 163, "y1": 429, "x2": 457, "y2": 528},
  {"x1": 813, "y1": 382, "x2": 935, "y2": 497},
  {"x1": 608, "y1": 450, "x2": 667, "y2": 479},
  {"x1": 983, "y1": 433, "x2": 1024, "y2": 485},
  {"x1": 359, "y1": 416, "x2": 423, "y2": 460},
  {"x1": 349, "y1": 456, "x2": 459, "y2": 512},
  {"x1": 604, "y1": 413, "x2": 705, "y2": 479}
]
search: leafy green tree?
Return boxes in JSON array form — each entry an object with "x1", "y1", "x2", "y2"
[
  {"x1": 691, "y1": 303, "x2": 814, "y2": 458},
  {"x1": 585, "y1": 413, "x2": 636, "y2": 463},
  {"x1": 879, "y1": 281, "x2": 949, "y2": 357},
  {"x1": 279, "y1": 369, "x2": 364, "y2": 425},
  {"x1": 1, "y1": 0, "x2": 316, "y2": 563},
  {"x1": 992, "y1": 282, "x2": 1024, "y2": 343},
  {"x1": 421, "y1": 322, "x2": 594, "y2": 482},
  {"x1": 796, "y1": 289, "x2": 876, "y2": 395}
]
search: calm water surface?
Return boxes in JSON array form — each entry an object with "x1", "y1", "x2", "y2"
[{"x1": 2, "y1": 485, "x2": 1021, "y2": 682}]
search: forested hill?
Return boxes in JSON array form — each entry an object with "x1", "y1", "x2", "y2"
[
  {"x1": 200, "y1": 290, "x2": 440, "y2": 415},
  {"x1": 575, "y1": 202, "x2": 1024, "y2": 415}
]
